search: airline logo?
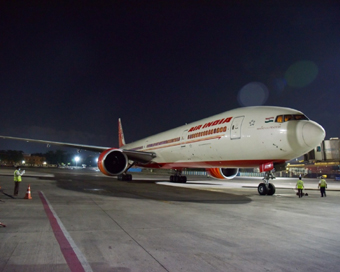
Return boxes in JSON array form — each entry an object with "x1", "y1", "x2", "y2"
[
  {"x1": 265, "y1": 117, "x2": 274, "y2": 123},
  {"x1": 188, "y1": 117, "x2": 232, "y2": 132},
  {"x1": 259, "y1": 162, "x2": 274, "y2": 172}
]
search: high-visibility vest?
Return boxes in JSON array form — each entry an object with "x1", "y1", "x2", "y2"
[
  {"x1": 320, "y1": 179, "x2": 327, "y2": 187},
  {"x1": 297, "y1": 180, "x2": 304, "y2": 189},
  {"x1": 14, "y1": 170, "x2": 22, "y2": 182}
]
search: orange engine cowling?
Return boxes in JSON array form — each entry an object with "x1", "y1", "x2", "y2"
[
  {"x1": 206, "y1": 168, "x2": 239, "y2": 180},
  {"x1": 97, "y1": 148, "x2": 129, "y2": 176}
]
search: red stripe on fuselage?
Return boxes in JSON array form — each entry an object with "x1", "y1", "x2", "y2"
[
  {"x1": 142, "y1": 135, "x2": 223, "y2": 152},
  {"x1": 138, "y1": 159, "x2": 286, "y2": 169}
]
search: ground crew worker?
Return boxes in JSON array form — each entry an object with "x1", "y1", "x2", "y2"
[
  {"x1": 318, "y1": 175, "x2": 328, "y2": 197},
  {"x1": 13, "y1": 166, "x2": 25, "y2": 196},
  {"x1": 296, "y1": 177, "x2": 304, "y2": 198}
]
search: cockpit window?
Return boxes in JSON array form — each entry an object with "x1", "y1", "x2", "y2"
[
  {"x1": 275, "y1": 114, "x2": 309, "y2": 123},
  {"x1": 294, "y1": 115, "x2": 308, "y2": 120},
  {"x1": 284, "y1": 115, "x2": 293, "y2": 122},
  {"x1": 275, "y1": 115, "x2": 283, "y2": 123}
]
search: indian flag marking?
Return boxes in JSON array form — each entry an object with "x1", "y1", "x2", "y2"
[{"x1": 265, "y1": 117, "x2": 274, "y2": 123}]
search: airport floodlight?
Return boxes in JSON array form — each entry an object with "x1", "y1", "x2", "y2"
[{"x1": 75, "y1": 156, "x2": 80, "y2": 167}]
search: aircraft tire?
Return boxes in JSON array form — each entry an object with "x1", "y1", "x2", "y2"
[
  {"x1": 180, "y1": 176, "x2": 187, "y2": 183},
  {"x1": 267, "y1": 183, "x2": 276, "y2": 195},
  {"x1": 118, "y1": 174, "x2": 132, "y2": 181},
  {"x1": 258, "y1": 183, "x2": 268, "y2": 195},
  {"x1": 170, "y1": 175, "x2": 179, "y2": 182}
]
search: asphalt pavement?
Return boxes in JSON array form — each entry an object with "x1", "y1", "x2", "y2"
[{"x1": 1, "y1": 167, "x2": 340, "y2": 272}]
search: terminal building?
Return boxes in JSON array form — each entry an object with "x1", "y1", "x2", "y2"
[
  {"x1": 304, "y1": 137, "x2": 340, "y2": 162},
  {"x1": 299, "y1": 137, "x2": 340, "y2": 179}
]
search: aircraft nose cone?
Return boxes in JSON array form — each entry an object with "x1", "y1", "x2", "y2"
[{"x1": 302, "y1": 122, "x2": 326, "y2": 148}]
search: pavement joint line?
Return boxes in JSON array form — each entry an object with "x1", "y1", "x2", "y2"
[
  {"x1": 107, "y1": 188, "x2": 172, "y2": 203},
  {"x1": 92, "y1": 197, "x2": 170, "y2": 272},
  {"x1": 2, "y1": 239, "x2": 18, "y2": 269}
]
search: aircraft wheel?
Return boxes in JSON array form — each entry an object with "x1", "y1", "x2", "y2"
[
  {"x1": 180, "y1": 176, "x2": 187, "y2": 183},
  {"x1": 170, "y1": 175, "x2": 179, "y2": 182},
  {"x1": 118, "y1": 174, "x2": 132, "y2": 181},
  {"x1": 267, "y1": 183, "x2": 276, "y2": 195},
  {"x1": 258, "y1": 183, "x2": 268, "y2": 195}
]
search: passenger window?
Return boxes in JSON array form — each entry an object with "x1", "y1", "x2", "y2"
[{"x1": 275, "y1": 115, "x2": 283, "y2": 123}]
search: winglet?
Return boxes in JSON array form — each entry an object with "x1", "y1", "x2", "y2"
[{"x1": 118, "y1": 118, "x2": 126, "y2": 147}]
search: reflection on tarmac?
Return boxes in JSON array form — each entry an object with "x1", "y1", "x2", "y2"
[{"x1": 54, "y1": 171, "x2": 252, "y2": 204}]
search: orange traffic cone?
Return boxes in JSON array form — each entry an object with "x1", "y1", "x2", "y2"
[{"x1": 24, "y1": 184, "x2": 32, "y2": 200}]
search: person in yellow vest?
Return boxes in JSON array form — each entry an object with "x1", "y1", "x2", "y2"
[
  {"x1": 318, "y1": 175, "x2": 328, "y2": 197},
  {"x1": 13, "y1": 166, "x2": 25, "y2": 196},
  {"x1": 296, "y1": 177, "x2": 304, "y2": 198}
]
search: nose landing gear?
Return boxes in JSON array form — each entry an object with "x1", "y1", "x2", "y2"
[{"x1": 258, "y1": 171, "x2": 276, "y2": 195}]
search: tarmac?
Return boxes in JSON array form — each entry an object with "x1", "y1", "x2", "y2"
[{"x1": 1, "y1": 167, "x2": 340, "y2": 272}]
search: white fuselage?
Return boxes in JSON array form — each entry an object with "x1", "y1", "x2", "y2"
[{"x1": 122, "y1": 106, "x2": 325, "y2": 169}]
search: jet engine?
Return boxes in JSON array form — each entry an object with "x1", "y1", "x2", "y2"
[
  {"x1": 97, "y1": 148, "x2": 129, "y2": 176},
  {"x1": 206, "y1": 168, "x2": 239, "y2": 179}
]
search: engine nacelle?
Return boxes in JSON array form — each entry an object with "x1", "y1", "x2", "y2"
[
  {"x1": 98, "y1": 148, "x2": 129, "y2": 176},
  {"x1": 206, "y1": 168, "x2": 239, "y2": 180}
]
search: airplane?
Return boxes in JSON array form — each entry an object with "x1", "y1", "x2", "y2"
[{"x1": 0, "y1": 106, "x2": 325, "y2": 195}]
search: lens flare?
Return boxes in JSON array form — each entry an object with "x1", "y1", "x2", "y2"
[
  {"x1": 237, "y1": 82, "x2": 269, "y2": 106},
  {"x1": 285, "y1": 60, "x2": 318, "y2": 88}
]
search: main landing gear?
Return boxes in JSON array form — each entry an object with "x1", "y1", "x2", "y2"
[
  {"x1": 117, "y1": 162, "x2": 134, "y2": 181},
  {"x1": 258, "y1": 171, "x2": 276, "y2": 195},
  {"x1": 170, "y1": 170, "x2": 187, "y2": 183},
  {"x1": 118, "y1": 173, "x2": 132, "y2": 181}
]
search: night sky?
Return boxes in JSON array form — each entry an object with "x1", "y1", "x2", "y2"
[{"x1": 1, "y1": 2, "x2": 340, "y2": 154}]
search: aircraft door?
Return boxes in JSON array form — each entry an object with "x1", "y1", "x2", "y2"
[
  {"x1": 231, "y1": 116, "x2": 244, "y2": 140},
  {"x1": 181, "y1": 129, "x2": 188, "y2": 144},
  {"x1": 180, "y1": 129, "x2": 190, "y2": 159}
]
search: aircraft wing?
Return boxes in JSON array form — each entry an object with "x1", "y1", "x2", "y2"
[
  {"x1": 0, "y1": 135, "x2": 156, "y2": 163},
  {"x1": 122, "y1": 150, "x2": 156, "y2": 163}
]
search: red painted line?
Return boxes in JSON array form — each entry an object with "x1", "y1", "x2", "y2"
[{"x1": 39, "y1": 191, "x2": 86, "y2": 272}]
